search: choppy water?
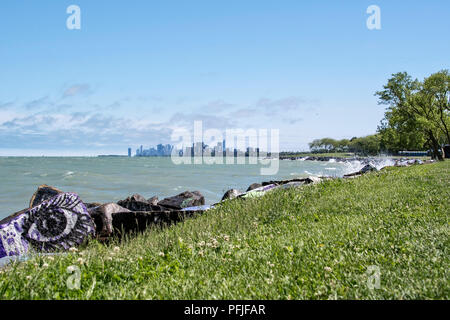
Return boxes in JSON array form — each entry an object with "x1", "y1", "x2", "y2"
[{"x1": 0, "y1": 157, "x2": 365, "y2": 218}]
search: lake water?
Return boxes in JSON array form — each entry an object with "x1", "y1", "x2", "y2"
[{"x1": 0, "y1": 157, "x2": 364, "y2": 219}]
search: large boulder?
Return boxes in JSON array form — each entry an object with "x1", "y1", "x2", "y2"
[
  {"x1": 0, "y1": 193, "x2": 95, "y2": 258},
  {"x1": 158, "y1": 191, "x2": 205, "y2": 210},
  {"x1": 29, "y1": 184, "x2": 63, "y2": 208},
  {"x1": 117, "y1": 194, "x2": 162, "y2": 211},
  {"x1": 88, "y1": 203, "x2": 131, "y2": 238}
]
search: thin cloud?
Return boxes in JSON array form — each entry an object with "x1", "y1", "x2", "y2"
[
  {"x1": 62, "y1": 84, "x2": 91, "y2": 98},
  {"x1": 0, "y1": 101, "x2": 14, "y2": 109},
  {"x1": 24, "y1": 96, "x2": 51, "y2": 109}
]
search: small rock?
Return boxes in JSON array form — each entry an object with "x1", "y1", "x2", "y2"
[
  {"x1": 147, "y1": 196, "x2": 159, "y2": 205},
  {"x1": 246, "y1": 183, "x2": 262, "y2": 192},
  {"x1": 359, "y1": 163, "x2": 378, "y2": 173},
  {"x1": 304, "y1": 176, "x2": 322, "y2": 184},
  {"x1": 221, "y1": 189, "x2": 241, "y2": 201}
]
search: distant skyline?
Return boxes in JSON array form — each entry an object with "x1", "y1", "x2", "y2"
[{"x1": 0, "y1": 0, "x2": 449, "y2": 156}]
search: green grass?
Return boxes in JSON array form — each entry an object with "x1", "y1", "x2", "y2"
[{"x1": 1, "y1": 162, "x2": 449, "y2": 299}]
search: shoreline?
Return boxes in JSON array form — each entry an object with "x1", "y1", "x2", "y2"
[
  {"x1": 0, "y1": 160, "x2": 447, "y2": 298},
  {"x1": 0, "y1": 157, "x2": 436, "y2": 262}
]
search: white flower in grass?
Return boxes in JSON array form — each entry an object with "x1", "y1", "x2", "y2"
[
  {"x1": 324, "y1": 266, "x2": 333, "y2": 273},
  {"x1": 67, "y1": 265, "x2": 77, "y2": 272},
  {"x1": 42, "y1": 263, "x2": 49, "y2": 268},
  {"x1": 158, "y1": 252, "x2": 165, "y2": 257},
  {"x1": 26, "y1": 275, "x2": 32, "y2": 280},
  {"x1": 47, "y1": 256, "x2": 55, "y2": 261},
  {"x1": 113, "y1": 246, "x2": 120, "y2": 252},
  {"x1": 69, "y1": 247, "x2": 78, "y2": 253},
  {"x1": 77, "y1": 258, "x2": 85, "y2": 265}
]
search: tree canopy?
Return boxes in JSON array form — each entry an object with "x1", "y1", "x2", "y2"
[{"x1": 375, "y1": 70, "x2": 449, "y2": 160}]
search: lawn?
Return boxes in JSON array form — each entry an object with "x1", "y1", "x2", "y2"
[{"x1": 0, "y1": 161, "x2": 448, "y2": 299}]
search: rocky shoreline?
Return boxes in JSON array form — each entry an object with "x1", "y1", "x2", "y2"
[
  {"x1": 0, "y1": 158, "x2": 434, "y2": 262},
  {"x1": 280, "y1": 155, "x2": 428, "y2": 167}
]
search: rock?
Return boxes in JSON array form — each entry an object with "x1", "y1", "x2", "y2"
[
  {"x1": 88, "y1": 203, "x2": 130, "y2": 238},
  {"x1": 246, "y1": 183, "x2": 262, "y2": 192},
  {"x1": 304, "y1": 176, "x2": 322, "y2": 184},
  {"x1": 85, "y1": 202, "x2": 103, "y2": 209},
  {"x1": 147, "y1": 196, "x2": 159, "y2": 205},
  {"x1": 344, "y1": 163, "x2": 379, "y2": 178},
  {"x1": 240, "y1": 184, "x2": 279, "y2": 199},
  {"x1": 359, "y1": 163, "x2": 378, "y2": 173},
  {"x1": 117, "y1": 194, "x2": 162, "y2": 211},
  {"x1": 221, "y1": 189, "x2": 241, "y2": 201},
  {"x1": 0, "y1": 193, "x2": 95, "y2": 258},
  {"x1": 158, "y1": 191, "x2": 205, "y2": 210},
  {"x1": 279, "y1": 181, "x2": 306, "y2": 189},
  {"x1": 29, "y1": 184, "x2": 63, "y2": 208}
]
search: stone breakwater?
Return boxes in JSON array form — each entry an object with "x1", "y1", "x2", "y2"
[{"x1": 0, "y1": 158, "x2": 435, "y2": 261}]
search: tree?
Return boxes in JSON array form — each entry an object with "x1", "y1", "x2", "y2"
[{"x1": 376, "y1": 70, "x2": 450, "y2": 160}]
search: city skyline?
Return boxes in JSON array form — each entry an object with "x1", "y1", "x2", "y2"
[{"x1": 132, "y1": 140, "x2": 264, "y2": 157}]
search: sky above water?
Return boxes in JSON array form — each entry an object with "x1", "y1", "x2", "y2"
[{"x1": 0, "y1": 0, "x2": 449, "y2": 156}]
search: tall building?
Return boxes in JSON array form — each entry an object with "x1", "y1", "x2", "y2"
[{"x1": 128, "y1": 148, "x2": 131, "y2": 157}]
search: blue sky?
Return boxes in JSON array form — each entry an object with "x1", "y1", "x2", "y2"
[{"x1": 0, "y1": 0, "x2": 449, "y2": 155}]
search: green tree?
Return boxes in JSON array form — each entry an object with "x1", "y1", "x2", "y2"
[{"x1": 376, "y1": 70, "x2": 450, "y2": 160}]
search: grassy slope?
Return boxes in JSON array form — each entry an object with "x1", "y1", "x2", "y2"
[{"x1": 0, "y1": 162, "x2": 448, "y2": 299}]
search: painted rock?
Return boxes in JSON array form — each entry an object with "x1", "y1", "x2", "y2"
[
  {"x1": 0, "y1": 193, "x2": 95, "y2": 258},
  {"x1": 240, "y1": 184, "x2": 279, "y2": 199},
  {"x1": 29, "y1": 184, "x2": 63, "y2": 208}
]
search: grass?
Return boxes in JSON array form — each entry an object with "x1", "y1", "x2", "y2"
[{"x1": 0, "y1": 161, "x2": 448, "y2": 299}]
